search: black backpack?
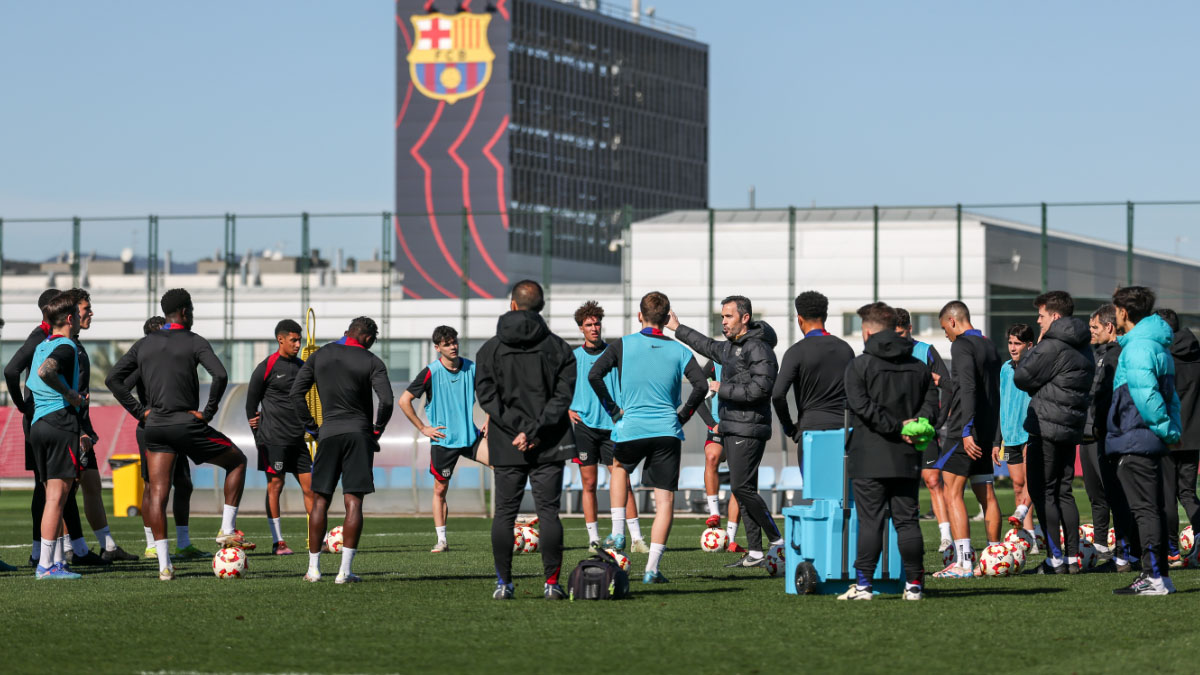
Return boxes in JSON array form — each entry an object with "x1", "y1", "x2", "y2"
[{"x1": 567, "y1": 554, "x2": 630, "y2": 600}]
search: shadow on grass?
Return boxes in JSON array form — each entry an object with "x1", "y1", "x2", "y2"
[
  {"x1": 630, "y1": 586, "x2": 746, "y2": 597},
  {"x1": 929, "y1": 587, "x2": 1069, "y2": 597}
]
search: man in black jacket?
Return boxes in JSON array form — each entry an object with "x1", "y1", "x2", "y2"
[
  {"x1": 931, "y1": 301, "x2": 1002, "y2": 579},
  {"x1": 668, "y1": 296, "x2": 782, "y2": 569},
  {"x1": 1156, "y1": 309, "x2": 1200, "y2": 567},
  {"x1": 106, "y1": 288, "x2": 250, "y2": 580},
  {"x1": 1013, "y1": 290, "x2": 1095, "y2": 574},
  {"x1": 290, "y1": 317, "x2": 393, "y2": 584},
  {"x1": 475, "y1": 280, "x2": 577, "y2": 600},
  {"x1": 839, "y1": 302, "x2": 938, "y2": 601}
]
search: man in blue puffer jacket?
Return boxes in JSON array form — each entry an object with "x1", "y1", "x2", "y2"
[{"x1": 1108, "y1": 286, "x2": 1182, "y2": 596}]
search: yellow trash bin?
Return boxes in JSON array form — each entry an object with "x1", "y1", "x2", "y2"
[{"x1": 108, "y1": 454, "x2": 144, "y2": 518}]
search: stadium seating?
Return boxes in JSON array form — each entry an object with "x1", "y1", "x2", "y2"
[
  {"x1": 389, "y1": 467, "x2": 414, "y2": 489},
  {"x1": 191, "y1": 466, "x2": 217, "y2": 490},
  {"x1": 778, "y1": 466, "x2": 804, "y2": 507},
  {"x1": 677, "y1": 465, "x2": 706, "y2": 505},
  {"x1": 372, "y1": 468, "x2": 388, "y2": 489}
]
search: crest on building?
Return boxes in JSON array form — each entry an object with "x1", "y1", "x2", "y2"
[{"x1": 407, "y1": 12, "x2": 494, "y2": 104}]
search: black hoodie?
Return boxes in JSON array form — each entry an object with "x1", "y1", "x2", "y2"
[
  {"x1": 675, "y1": 320, "x2": 779, "y2": 440},
  {"x1": 1085, "y1": 340, "x2": 1122, "y2": 443},
  {"x1": 844, "y1": 330, "x2": 939, "y2": 479},
  {"x1": 475, "y1": 310, "x2": 577, "y2": 466},
  {"x1": 1013, "y1": 316, "x2": 1096, "y2": 443},
  {"x1": 1170, "y1": 330, "x2": 1200, "y2": 449}
]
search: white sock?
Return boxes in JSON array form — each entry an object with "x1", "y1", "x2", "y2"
[
  {"x1": 938, "y1": 522, "x2": 951, "y2": 540},
  {"x1": 1049, "y1": 556, "x2": 1064, "y2": 567},
  {"x1": 1114, "y1": 555, "x2": 1128, "y2": 566},
  {"x1": 155, "y1": 539, "x2": 171, "y2": 572},
  {"x1": 94, "y1": 526, "x2": 116, "y2": 552},
  {"x1": 269, "y1": 518, "x2": 283, "y2": 544},
  {"x1": 705, "y1": 494, "x2": 720, "y2": 517},
  {"x1": 39, "y1": 539, "x2": 54, "y2": 568},
  {"x1": 71, "y1": 537, "x2": 89, "y2": 557},
  {"x1": 1094, "y1": 543, "x2": 1110, "y2": 554},
  {"x1": 340, "y1": 548, "x2": 356, "y2": 576},
  {"x1": 955, "y1": 539, "x2": 972, "y2": 567},
  {"x1": 1012, "y1": 504, "x2": 1029, "y2": 521},
  {"x1": 610, "y1": 507, "x2": 626, "y2": 537},
  {"x1": 987, "y1": 541, "x2": 1000, "y2": 547},
  {"x1": 769, "y1": 538, "x2": 783, "y2": 548},
  {"x1": 646, "y1": 542, "x2": 666, "y2": 573},
  {"x1": 144, "y1": 526, "x2": 155, "y2": 548},
  {"x1": 435, "y1": 526, "x2": 447, "y2": 544},
  {"x1": 1067, "y1": 556, "x2": 1079, "y2": 565},
  {"x1": 726, "y1": 521, "x2": 739, "y2": 541},
  {"x1": 309, "y1": 551, "x2": 320, "y2": 571},
  {"x1": 1024, "y1": 528, "x2": 1036, "y2": 537},
  {"x1": 31, "y1": 539, "x2": 40, "y2": 561},
  {"x1": 627, "y1": 518, "x2": 643, "y2": 542},
  {"x1": 176, "y1": 525, "x2": 191, "y2": 549},
  {"x1": 221, "y1": 504, "x2": 238, "y2": 534},
  {"x1": 585, "y1": 521, "x2": 599, "y2": 542},
  {"x1": 748, "y1": 549, "x2": 764, "y2": 559},
  {"x1": 54, "y1": 537, "x2": 65, "y2": 564}
]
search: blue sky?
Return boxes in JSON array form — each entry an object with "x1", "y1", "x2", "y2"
[{"x1": 2, "y1": 1, "x2": 1198, "y2": 261}]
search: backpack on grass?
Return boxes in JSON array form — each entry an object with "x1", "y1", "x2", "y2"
[{"x1": 567, "y1": 553, "x2": 629, "y2": 600}]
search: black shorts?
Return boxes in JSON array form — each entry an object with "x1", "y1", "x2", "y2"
[
  {"x1": 31, "y1": 413, "x2": 83, "y2": 482},
  {"x1": 933, "y1": 436, "x2": 993, "y2": 478},
  {"x1": 23, "y1": 413, "x2": 35, "y2": 472},
  {"x1": 311, "y1": 432, "x2": 376, "y2": 495},
  {"x1": 572, "y1": 423, "x2": 614, "y2": 467},
  {"x1": 258, "y1": 440, "x2": 313, "y2": 477},
  {"x1": 706, "y1": 429, "x2": 724, "y2": 447},
  {"x1": 137, "y1": 424, "x2": 193, "y2": 485},
  {"x1": 79, "y1": 445, "x2": 98, "y2": 473},
  {"x1": 1004, "y1": 444, "x2": 1026, "y2": 466},
  {"x1": 145, "y1": 421, "x2": 241, "y2": 466},
  {"x1": 612, "y1": 436, "x2": 682, "y2": 491},
  {"x1": 430, "y1": 436, "x2": 482, "y2": 480}
]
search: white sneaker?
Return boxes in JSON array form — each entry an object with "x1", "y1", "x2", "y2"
[
  {"x1": 938, "y1": 538, "x2": 952, "y2": 553},
  {"x1": 903, "y1": 587, "x2": 924, "y2": 601},
  {"x1": 630, "y1": 538, "x2": 650, "y2": 554},
  {"x1": 836, "y1": 584, "x2": 873, "y2": 600},
  {"x1": 430, "y1": 541, "x2": 448, "y2": 553},
  {"x1": 303, "y1": 568, "x2": 321, "y2": 583},
  {"x1": 335, "y1": 572, "x2": 362, "y2": 584}
]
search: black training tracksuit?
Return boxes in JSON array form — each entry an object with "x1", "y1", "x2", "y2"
[
  {"x1": 771, "y1": 330, "x2": 855, "y2": 447},
  {"x1": 844, "y1": 330, "x2": 939, "y2": 585},
  {"x1": 1164, "y1": 329, "x2": 1200, "y2": 553},
  {"x1": 289, "y1": 340, "x2": 393, "y2": 439},
  {"x1": 106, "y1": 326, "x2": 229, "y2": 427},
  {"x1": 246, "y1": 353, "x2": 307, "y2": 448},
  {"x1": 939, "y1": 331, "x2": 1002, "y2": 477},
  {"x1": 1080, "y1": 341, "x2": 1128, "y2": 554}
]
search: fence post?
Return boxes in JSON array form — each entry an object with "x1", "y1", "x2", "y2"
[
  {"x1": 872, "y1": 205, "x2": 879, "y2": 302},
  {"x1": 541, "y1": 212, "x2": 552, "y2": 311},
  {"x1": 622, "y1": 204, "x2": 633, "y2": 336},
  {"x1": 956, "y1": 203, "x2": 963, "y2": 300},
  {"x1": 223, "y1": 213, "x2": 236, "y2": 366},
  {"x1": 1040, "y1": 202, "x2": 1048, "y2": 293},
  {"x1": 787, "y1": 205, "x2": 796, "y2": 346},
  {"x1": 146, "y1": 215, "x2": 157, "y2": 318},
  {"x1": 300, "y1": 212, "x2": 311, "y2": 318},
  {"x1": 381, "y1": 211, "x2": 392, "y2": 364},
  {"x1": 461, "y1": 208, "x2": 470, "y2": 352},
  {"x1": 707, "y1": 208, "x2": 715, "y2": 333},
  {"x1": 72, "y1": 216, "x2": 81, "y2": 288},
  {"x1": 1126, "y1": 201, "x2": 1134, "y2": 286}
]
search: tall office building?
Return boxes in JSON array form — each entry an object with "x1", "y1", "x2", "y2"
[{"x1": 395, "y1": 0, "x2": 708, "y2": 299}]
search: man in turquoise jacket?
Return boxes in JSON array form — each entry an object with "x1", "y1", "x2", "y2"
[{"x1": 1108, "y1": 286, "x2": 1182, "y2": 596}]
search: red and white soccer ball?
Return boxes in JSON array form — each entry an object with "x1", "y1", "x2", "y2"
[
  {"x1": 519, "y1": 526, "x2": 540, "y2": 553},
  {"x1": 1077, "y1": 538, "x2": 1097, "y2": 570},
  {"x1": 1005, "y1": 542, "x2": 1026, "y2": 572},
  {"x1": 941, "y1": 546, "x2": 956, "y2": 569},
  {"x1": 1107, "y1": 527, "x2": 1116, "y2": 550},
  {"x1": 512, "y1": 526, "x2": 525, "y2": 553},
  {"x1": 764, "y1": 544, "x2": 784, "y2": 577},
  {"x1": 325, "y1": 526, "x2": 344, "y2": 554},
  {"x1": 700, "y1": 527, "x2": 727, "y2": 552},
  {"x1": 979, "y1": 544, "x2": 1014, "y2": 577},
  {"x1": 1181, "y1": 526, "x2": 1195, "y2": 558},
  {"x1": 605, "y1": 548, "x2": 631, "y2": 572},
  {"x1": 212, "y1": 546, "x2": 247, "y2": 579},
  {"x1": 1004, "y1": 527, "x2": 1034, "y2": 554},
  {"x1": 1079, "y1": 523, "x2": 1095, "y2": 545}
]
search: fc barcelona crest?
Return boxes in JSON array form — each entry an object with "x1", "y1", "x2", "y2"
[{"x1": 408, "y1": 12, "x2": 494, "y2": 104}]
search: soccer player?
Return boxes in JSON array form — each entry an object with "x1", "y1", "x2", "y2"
[
  {"x1": 4, "y1": 289, "x2": 93, "y2": 569},
  {"x1": 895, "y1": 308, "x2": 953, "y2": 553},
  {"x1": 27, "y1": 293, "x2": 87, "y2": 579},
  {"x1": 838, "y1": 302, "x2": 938, "y2": 600},
  {"x1": 106, "y1": 288, "x2": 251, "y2": 580},
  {"x1": 475, "y1": 280, "x2": 577, "y2": 600},
  {"x1": 1108, "y1": 286, "x2": 1181, "y2": 595},
  {"x1": 565, "y1": 302, "x2": 647, "y2": 554},
  {"x1": 247, "y1": 319, "x2": 315, "y2": 556},
  {"x1": 589, "y1": 291, "x2": 707, "y2": 583},
  {"x1": 64, "y1": 288, "x2": 139, "y2": 563},
  {"x1": 398, "y1": 325, "x2": 481, "y2": 553},
  {"x1": 1013, "y1": 291, "x2": 1094, "y2": 574},
  {"x1": 697, "y1": 360, "x2": 744, "y2": 552},
  {"x1": 124, "y1": 316, "x2": 203, "y2": 560},
  {"x1": 931, "y1": 301, "x2": 1002, "y2": 579},
  {"x1": 1154, "y1": 309, "x2": 1200, "y2": 568},
  {"x1": 993, "y1": 324, "x2": 1039, "y2": 549},
  {"x1": 668, "y1": 296, "x2": 784, "y2": 569},
  {"x1": 291, "y1": 317, "x2": 393, "y2": 583}
]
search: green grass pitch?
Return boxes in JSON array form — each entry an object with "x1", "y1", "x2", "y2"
[{"x1": 1, "y1": 487, "x2": 1198, "y2": 674}]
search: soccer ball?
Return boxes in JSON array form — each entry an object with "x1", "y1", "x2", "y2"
[
  {"x1": 700, "y1": 527, "x2": 727, "y2": 552},
  {"x1": 1077, "y1": 538, "x2": 1097, "y2": 570},
  {"x1": 1004, "y1": 528, "x2": 1034, "y2": 553},
  {"x1": 1181, "y1": 526, "x2": 1195, "y2": 557},
  {"x1": 604, "y1": 548, "x2": 631, "y2": 572},
  {"x1": 324, "y1": 526, "x2": 344, "y2": 554},
  {"x1": 519, "y1": 526, "x2": 540, "y2": 553},
  {"x1": 512, "y1": 527, "x2": 525, "y2": 553},
  {"x1": 1107, "y1": 528, "x2": 1116, "y2": 550},
  {"x1": 979, "y1": 544, "x2": 1014, "y2": 577},
  {"x1": 1035, "y1": 530, "x2": 1047, "y2": 551},
  {"x1": 1005, "y1": 542, "x2": 1026, "y2": 572},
  {"x1": 941, "y1": 546, "x2": 956, "y2": 569},
  {"x1": 764, "y1": 545, "x2": 784, "y2": 577},
  {"x1": 1079, "y1": 523, "x2": 1095, "y2": 545},
  {"x1": 212, "y1": 547, "x2": 247, "y2": 579}
]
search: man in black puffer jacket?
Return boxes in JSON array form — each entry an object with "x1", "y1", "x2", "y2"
[
  {"x1": 1013, "y1": 290, "x2": 1095, "y2": 574},
  {"x1": 1156, "y1": 309, "x2": 1200, "y2": 565},
  {"x1": 668, "y1": 295, "x2": 782, "y2": 568}
]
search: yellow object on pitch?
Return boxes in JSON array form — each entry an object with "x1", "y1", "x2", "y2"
[{"x1": 302, "y1": 308, "x2": 323, "y2": 439}]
